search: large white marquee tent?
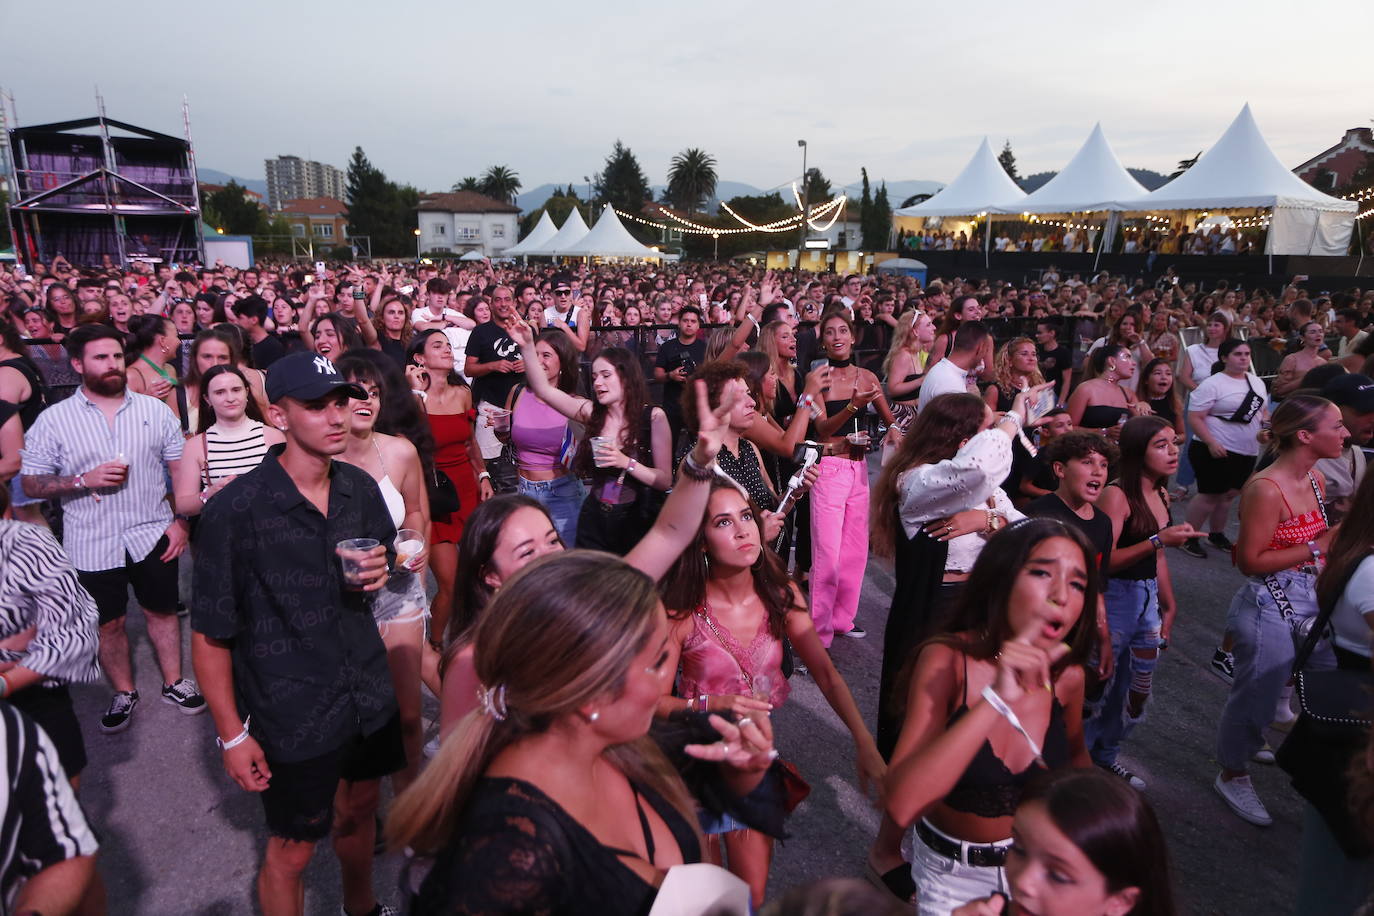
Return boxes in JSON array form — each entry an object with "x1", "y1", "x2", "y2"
[
  {"x1": 523, "y1": 207, "x2": 589, "y2": 256},
  {"x1": 502, "y1": 210, "x2": 558, "y2": 257},
  {"x1": 558, "y1": 206, "x2": 665, "y2": 260},
  {"x1": 1017, "y1": 123, "x2": 1146, "y2": 214},
  {"x1": 893, "y1": 137, "x2": 1023, "y2": 222}
]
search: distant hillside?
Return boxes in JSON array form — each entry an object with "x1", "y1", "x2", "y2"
[
  {"x1": 839, "y1": 178, "x2": 945, "y2": 201},
  {"x1": 199, "y1": 168, "x2": 267, "y2": 197},
  {"x1": 1019, "y1": 168, "x2": 1169, "y2": 194}
]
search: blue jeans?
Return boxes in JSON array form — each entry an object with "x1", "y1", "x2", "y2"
[
  {"x1": 517, "y1": 474, "x2": 586, "y2": 546},
  {"x1": 1217, "y1": 570, "x2": 1332, "y2": 772},
  {"x1": 1086, "y1": 577, "x2": 1161, "y2": 767}
]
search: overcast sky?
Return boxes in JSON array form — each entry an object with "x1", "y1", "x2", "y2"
[{"x1": 4, "y1": 0, "x2": 1368, "y2": 196}]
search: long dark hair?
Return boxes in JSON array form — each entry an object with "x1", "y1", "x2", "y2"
[
  {"x1": 1136, "y1": 357, "x2": 1180, "y2": 420},
  {"x1": 185, "y1": 328, "x2": 245, "y2": 390},
  {"x1": 1317, "y1": 454, "x2": 1374, "y2": 613},
  {"x1": 196, "y1": 364, "x2": 265, "y2": 434},
  {"x1": 335, "y1": 349, "x2": 437, "y2": 481},
  {"x1": 577, "y1": 346, "x2": 649, "y2": 477},
  {"x1": 126, "y1": 313, "x2": 172, "y2": 358},
  {"x1": 931, "y1": 518, "x2": 1097, "y2": 671},
  {"x1": 1115, "y1": 415, "x2": 1172, "y2": 544},
  {"x1": 534, "y1": 328, "x2": 580, "y2": 394},
  {"x1": 312, "y1": 311, "x2": 364, "y2": 354},
  {"x1": 737, "y1": 351, "x2": 774, "y2": 415},
  {"x1": 1020, "y1": 768, "x2": 1177, "y2": 916},
  {"x1": 406, "y1": 328, "x2": 467, "y2": 388},
  {"x1": 659, "y1": 479, "x2": 797, "y2": 641},
  {"x1": 869, "y1": 392, "x2": 988, "y2": 557}
]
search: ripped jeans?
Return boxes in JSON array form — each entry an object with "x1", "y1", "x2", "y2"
[{"x1": 1085, "y1": 577, "x2": 1161, "y2": 768}]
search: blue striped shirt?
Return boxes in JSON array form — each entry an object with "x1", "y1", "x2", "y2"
[{"x1": 20, "y1": 389, "x2": 183, "y2": 571}]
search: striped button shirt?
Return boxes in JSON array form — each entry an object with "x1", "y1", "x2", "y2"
[
  {"x1": 20, "y1": 388, "x2": 183, "y2": 572},
  {"x1": 0, "y1": 521, "x2": 102, "y2": 687},
  {"x1": 0, "y1": 703, "x2": 99, "y2": 911}
]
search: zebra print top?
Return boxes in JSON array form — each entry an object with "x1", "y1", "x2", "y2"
[{"x1": 0, "y1": 520, "x2": 102, "y2": 686}]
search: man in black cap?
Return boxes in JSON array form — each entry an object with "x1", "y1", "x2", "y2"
[
  {"x1": 1318, "y1": 372, "x2": 1374, "y2": 523},
  {"x1": 191, "y1": 351, "x2": 401, "y2": 916}
]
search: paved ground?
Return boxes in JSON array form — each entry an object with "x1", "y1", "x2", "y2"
[{"x1": 70, "y1": 502, "x2": 1301, "y2": 914}]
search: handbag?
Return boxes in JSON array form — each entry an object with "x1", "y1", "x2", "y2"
[
  {"x1": 695, "y1": 607, "x2": 811, "y2": 813},
  {"x1": 419, "y1": 397, "x2": 462, "y2": 522},
  {"x1": 1274, "y1": 537, "x2": 1374, "y2": 857}
]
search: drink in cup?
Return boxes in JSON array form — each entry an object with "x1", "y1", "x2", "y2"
[
  {"x1": 590, "y1": 436, "x2": 614, "y2": 468},
  {"x1": 487, "y1": 407, "x2": 512, "y2": 435},
  {"x1": 846, "y1": 431, "x2": 870, "y2": 460},
  {"x1": 336, "y1": 538, "x2": 380, "y2": 589},
  {"x1": 395, "y1": 528, "x2": 424, "y2": 571}
]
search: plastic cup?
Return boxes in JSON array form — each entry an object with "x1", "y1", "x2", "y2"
[
  {"x1": 487, "y1": 407, "x2": 511, "y2": 434},
  {"x1": 846, "y1": 431, "x2": 871, "y2": 460},
  {"x1": 395, "y1": 529, "x2": 425, "y2": 571},
  {"x1": 590, "y1": 436, "x2": 614, "y2": 468},
  {"x1": 336, "y1": 538, "x2": 380, "y2": 589}
]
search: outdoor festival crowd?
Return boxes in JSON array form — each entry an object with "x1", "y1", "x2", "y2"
[
  {"x1": 2, "y1": 252, "x2": 1374, "y2": 916},
  {"x1": 901, "y1": 221, "x2": 1259, "y2": 256}
]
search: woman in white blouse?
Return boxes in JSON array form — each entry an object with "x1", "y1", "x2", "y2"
[{"x1": 862, "y1": 386, "x2": 1049, "y2": 899}]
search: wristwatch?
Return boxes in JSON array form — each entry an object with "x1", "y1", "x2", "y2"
[
  {"x1": 1149, "y1": 533, "x2": 1164, "y2": 551},
  {"x1": 1307, "y1": 540, "x2": 1322, "y2": 562}
]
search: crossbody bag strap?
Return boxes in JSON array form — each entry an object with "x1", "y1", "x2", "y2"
[
  {"x1": 695, "y1": 607, "x2": 756, "y2": 695},
  {"x1": 1289, "y1": 473, "x2": 1337, "y2": 675}
]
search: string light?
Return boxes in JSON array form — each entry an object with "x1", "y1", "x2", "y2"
[
  {"x1": 1344, "y1": 185, "x2": 1374, "y2": 203},
  {"x1": 615, "y1": 209, "x2": 801, "y2": 235}
]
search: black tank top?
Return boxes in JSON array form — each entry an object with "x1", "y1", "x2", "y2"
[
  {"x1": 1079, "y1": 403, "x2": 1129, "y2": 430},
  {"x1": 1112, "y1": 484, "x2": 1166, "y2": 581},
  {"x1": 0, "y1": 356, "x2": 45, "y2": 430}
]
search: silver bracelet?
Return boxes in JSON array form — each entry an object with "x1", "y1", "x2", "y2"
[{"x1": 216, "y1": 716, "x2": 252, "y2": 751}]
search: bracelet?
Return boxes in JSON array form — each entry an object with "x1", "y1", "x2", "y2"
[
  {"x1": 478, "y1": 471, "x2": 492, "y2": 482},
  {"x1": 845, "y1": 402, "x2": 859, "y2": 414},
  {"x1": 1307, "y1": 540, "x2": 1322, "y2": 562},
  {"x1": 985, "y1": 508, "x2": 996, "y2": 534},
  {"x1": 681, "y1": 452, "x2": 716, "y2": 482},
  {"x1": 1149, "y1": 533, "x2": 1165, "y2": 551},
  {"x1": 625, "y1": 458, "x2": 638, "y2": 476},
  {"x1": 74, "y1": 473, "x2": 86, "y2": 490},
  {"x1": 215, "y1": 716, "x2": 252, "y2": 751},
  {"x1": 199, "y1": 490, "x2": 210, "y2": 505}
]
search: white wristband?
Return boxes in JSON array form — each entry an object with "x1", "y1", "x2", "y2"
[
  {"x1": 216, "y1": 716, "x2": 252, "y2": 751},
  {"x1": 478, "y1": 471, "x2": 492, "y2": 482}
]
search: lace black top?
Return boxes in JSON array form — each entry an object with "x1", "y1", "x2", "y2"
[{"x1": 415, "y1": 776, "x2": 702, "y2": 916}]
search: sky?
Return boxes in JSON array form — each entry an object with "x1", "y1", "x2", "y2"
[{"x1": 3, "y1": 0, "x2": 1370, "y2": 197}]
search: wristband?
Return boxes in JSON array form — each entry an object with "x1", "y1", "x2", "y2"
[
  {"x1": 681, "y1": 452, "x2": 716, "y2": 482},
  {"x1": 74, "y1": 473, "x2": 87, "y2": 490},
  {"x1": 625, "y1": 458, "x2": 638, "y2": 476},
  {"x1": 478, "y1": 471, "x2": 492, "y2": 482},
  {"x1": 1307, "y1": 540, "x2": 1322, "y2": 562},
  {"x1": 216, "y1": 716, "x2": 252, "y2": 751},
  {"x1": 1149, "y1": 533, "x2": 1164, "y2": 551}
]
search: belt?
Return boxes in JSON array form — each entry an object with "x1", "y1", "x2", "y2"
[{"x1": 916, "y1": 819, "x2": 1010, "y2": 868}]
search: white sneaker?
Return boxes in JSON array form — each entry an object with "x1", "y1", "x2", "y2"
[
  {"x1": 1272, "y1": 688, "x2": 1298, "y2": 731},
  {"x1": 1252, "y1": 744, "x2": 1276, "y2": 765},
  {"x1": 1101, "y1": 761, "x2": 1146, "y2": 791},
  {"x1": 1214, "y1": 773, "x2": 1272, "y2": 826}
]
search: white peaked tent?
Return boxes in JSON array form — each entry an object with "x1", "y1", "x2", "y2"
[
  {"x1": 1121, "y1": 104, "x2": 1355, "y2": 255},
  {"x1": 558, "y1": 205, "x2": 665, "y2": 259},
  {"x1": 1018, "y1": 124, "x2": 1146, "y2": 214},
  {"x1": 525, "y1": 207, "x2": 590, "y2": 256},
  {"x1": 502, "y1": 210, "x2": 559, "y2": 256},
  {"x1": 894, "y1": 137, "x2": 1026, "y2": 218}
]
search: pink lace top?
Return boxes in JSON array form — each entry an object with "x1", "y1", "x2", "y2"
[{"x1": 678, "y1": 606, "x2": 791, "y2": 708}]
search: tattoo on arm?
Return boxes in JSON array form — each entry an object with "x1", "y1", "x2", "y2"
[{"x1": 21, "y1": 474, "x2": 80, "y2": 499}]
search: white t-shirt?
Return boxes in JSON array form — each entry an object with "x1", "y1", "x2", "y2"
[
  {"x1": 1189, "y1": 371, "x2": 1267, "y2": 455},
  {"x1": 412, "y1": 306, "x2": 464, "y2": 328},
  {"x1": 1332, "y1": 554, "x2": 1374, "y2": 658},
  {"x1": 1185, "y1": 343, "x2": 1219, "y2": 387},
  {"x1": 919, "y1": 358, "x2": 971, "y2": 412},
  {"x1": 542, "y1": 304, "x2": 581, "y2": 329},
  {"x1": 443, "y1": 326, "x2": 472, "y2": 382}
]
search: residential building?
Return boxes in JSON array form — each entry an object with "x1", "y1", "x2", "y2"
[
  {"x1": 264, "y1": 155, "x2": 345, "y2": 210},
  {"x1": 278, "y1": 197, "x2": 348, "y2": 249},
  {"x1": 416, "y1": 191, "x2": 521, "y2": 256},
  {"x1": 1296, "y1": 128, "x2": 1374, "y2": 193}
]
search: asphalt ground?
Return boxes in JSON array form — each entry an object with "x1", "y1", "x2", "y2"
[{"x1": 68, "y1": 499, "x2": 1304, "y2": 914}]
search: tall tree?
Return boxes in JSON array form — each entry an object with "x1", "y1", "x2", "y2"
[
  {"x1": 201, "y1": 181, "x2": 265, "y2": 236},
  {"x1": 665, "y1": 148, "x2": 718, "y2": 215},
  {"x1": 478, "y1": 165, "x2": 522, "y2": 204},
  {"x1": 858, "y1": 168, "x2": 876, "y2": 250},
  {"x1": 803, "y1": 167, "x2": 831, "y2": 202},
  {"x1": 998, "y1": 140, "x2": 1020, "y2": 182},
  {"x1": 594, "y1": 141, "x2": 653, "y2": 215},
  {"x1": 452, "y1": 176, "x2": 480, "y2": 192},
  {"x1": 345, "y1": 146, "x2": 419, "y2": 256},
  {"x1": 872, "y1": 183, "x2": 893, "y2": 251}
]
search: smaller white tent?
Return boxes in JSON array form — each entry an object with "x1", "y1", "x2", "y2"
[
  {"x1": 1018, "y1": 124, "x2": 1146, "y2": 214},
  {"x1": 1121, "y1": 104, "x2": 1355, "y2": 255},
  {"x1": 502, "y1": 210, "x2": 559, "y2": 256},
  {"x1": 558, "y1": 206, "x2": 665, "y2": 259},
  {"x1": 894, "y1": 137, "x2": 1025, "y2": 218},
  {"x1": 525, "y1": 208, "x2": 590, "y2": 256},
  {"x1": 458, "y1": 249, "x2": 486, "y2": 261}
]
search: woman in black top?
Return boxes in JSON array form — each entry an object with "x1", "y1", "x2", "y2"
[
  {"x1": 885, "y1": 519, "x2": 1094, "y2": 912},
  {"x1": 1137, "y1": 357, "x2": 1185, "y2": 437},
  {"x1": 1068, "y1": 345, "x2": 1148, "y2": 441},
  {"x1": 389, "y1": 552, "x2": 777, "y2": 916}
]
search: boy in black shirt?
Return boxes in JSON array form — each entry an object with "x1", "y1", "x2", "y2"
[
  {"x1": 1035, "y1": 320, "x2": 1074, "y2": 404},
  {"x1": 1026, "y1": 431, "x2": 1117, "y2": 678},
  {"x1": 653, "y1": 305, "x2": 706, "y2": 451}
]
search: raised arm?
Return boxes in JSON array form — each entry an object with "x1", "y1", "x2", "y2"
[{"x1": 508, "y1": 319, "x2": 591, "y2": 422}]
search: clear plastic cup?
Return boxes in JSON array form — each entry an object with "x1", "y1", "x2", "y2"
[
  {"x1": 336, "y1": 538, "x2": 380, "y2": 589},
  {"x1": 846, "y1": 431, "x2": 871, "y2": 460},
  {"x1": 394, "y1": 529, "x2": 425, "y2": 572},
  {"x1": 590, "y1": 436, "x2": 614, "y2": 468},
  {"x1": 487, "y1": 407, "x2": 512, "y2": 434}
]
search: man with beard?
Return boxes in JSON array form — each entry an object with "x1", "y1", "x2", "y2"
[{"x1": 20, "y1": 324, "x2": 203, "y2": 734}]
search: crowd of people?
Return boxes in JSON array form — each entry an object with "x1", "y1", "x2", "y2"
[
  {"x1": 1, "y1": 251, "x2": 1373, "y2": 916},
  {"x1": 900, "y1": 221, "x2": 1262, "y2": 256}
]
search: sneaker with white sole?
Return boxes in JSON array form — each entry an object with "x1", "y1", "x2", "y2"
[
  {"x1": 1214, "y1": 773, "x2": 1272, "y2": 826},
  {"x1": 1272, "y1": 690, "x2": 1298, "y2": 730},
  {"x1": 161, "y1": 679, "x2": 207, "y2": 715},
  {"x1": 100, "y1": 690, "x2": 140, "y2": 733},
  {"x1": 1100, "y1": 761, "x2": 1146, "y2": 791},
  {"x1": 340, "y1": 904, "x2": 399, "y2": 916},
  {"x1": 1253, "y1": 744, "x2": 1276, "y2": 765},
  {"x1": 1210, "y1": 648, "x2": 1235, "y2": 684},
  {"x1": 840, "y1": 626, "x2": 867, "y2": 639},
  {"x1": 1179, "y1": 538, "x2": 1207, "y2": 559}
]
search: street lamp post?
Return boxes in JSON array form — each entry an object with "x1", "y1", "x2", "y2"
[
  {"x1": 584, "y1": 175, "x2": 593, "y2": 224},
  {"x1": 797, "y1": 139, "x2": 809, "y2": 255},
  {"x1": 413, "y1": 227, "x2": 421, "y2": 261}
]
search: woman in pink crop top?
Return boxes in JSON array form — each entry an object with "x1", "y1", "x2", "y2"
[
  {"x1": 1214, "y1": 395, "x2": 1346, "y2": 829},
  {"x1": 500, "y1": 330, "x2": 586, "y2": 545},
  {"x1": 657, "y1": 480, "x2": 883, "y2": 907}
]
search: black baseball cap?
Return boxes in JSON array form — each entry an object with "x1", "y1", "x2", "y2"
[
  {"x1": 266, "y1": 352, "x2": 367, "y2": 404},
  {"x1": 1324, "y1": 373, "x2": 1374, "y2": 414},
  {"x1": 552, "y1": 273, "x2": 573, "y2": 293}
]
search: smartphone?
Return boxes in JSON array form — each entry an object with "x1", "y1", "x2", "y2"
[{"x1": 314, "y1": 261, "x2": 325, "y2": 276}]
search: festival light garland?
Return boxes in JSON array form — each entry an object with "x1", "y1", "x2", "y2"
[{"x1": 617, "y1": 192, "x2": 848, "y2": 236}]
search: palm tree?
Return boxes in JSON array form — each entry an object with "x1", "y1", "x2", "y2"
[
  {"x1": 666, "y1": 148, "x2": 718, "y2": 215},
  {"x1": 452, "y1": 176, "x2": 480, "y2": 192},
  {"x1": 478, "y1": 165, "x2": 522, "y2": 204}
]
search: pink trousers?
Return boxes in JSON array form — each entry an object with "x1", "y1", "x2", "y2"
[{"x1": 808, "y1": 456, "x2": 870, "y2": 647}]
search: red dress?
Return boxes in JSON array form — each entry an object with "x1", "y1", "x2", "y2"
[{"x1": 428, "y1": 409, "x2": 480, "y2": 544}]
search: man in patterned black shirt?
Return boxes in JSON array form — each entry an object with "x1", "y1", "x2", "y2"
[{"x1": 192, "y1": 352, "x2": 401, "y2": 916}]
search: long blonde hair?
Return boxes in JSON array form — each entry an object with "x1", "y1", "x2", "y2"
[
  {"x1": 993, "y1": 337, "x2": 1045, "y2": 395},
  {"x1": 882, "y1": 309, "x2": 924, "y2": 379},
  {"x1": 386, "y1": 551, "x2": 697, "y2": 854}
]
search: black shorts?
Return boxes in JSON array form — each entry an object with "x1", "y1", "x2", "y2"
[
  {"x1": 260, "y1": 713, "x2": 405, "y2": 842},
  {"x1": 1188, "y1": 441, "x2": 1256, "y2": 495},
  {"x1": 77, "y1": 535, "x2": 179, "y2": 625},
  {"x1": 7, "y1": 685, "x2": 87, "y2": 778}
]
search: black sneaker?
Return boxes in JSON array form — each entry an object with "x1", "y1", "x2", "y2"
[
  {"x1": 1099, "y1": 760, "x2": 1147, "y2": 790},
  {"x1": 1179, "y1": 537, "x2": 1207, "y2": 559},
  {"x1": 161, "y1": 679, "x2": 207, "y2": 715},
  {"x1": 1208, "y1": 532, "x2": 1235, "y2": 551},
  {"x1": 1210, "y1": 648, "x2": 1235, "y2": 684},
  {"x1": 840, "y1": 625, "x2": 867, "y2": 639},
  {"x1": 100, "y1": 690, "x2": 140, "y2": 733}
]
